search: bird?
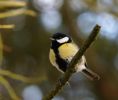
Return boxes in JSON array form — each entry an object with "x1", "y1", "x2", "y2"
[{"x1": 49, "y1": 32, "x2": 100, "y2": 80}]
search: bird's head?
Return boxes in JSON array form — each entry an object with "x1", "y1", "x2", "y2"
[{"x1": 50, "y1": 33, "x2": 71, "y2": 44}]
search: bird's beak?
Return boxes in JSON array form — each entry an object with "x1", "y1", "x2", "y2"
[{"x1": 50, "y1": 38, "x2": 55, "y2": 40}]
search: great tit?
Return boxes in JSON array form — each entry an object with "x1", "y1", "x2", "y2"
[{"x1": 49, "y1": 33, "x2": 100, "y2": 80}]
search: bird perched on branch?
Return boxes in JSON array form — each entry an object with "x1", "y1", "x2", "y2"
[{"x1": 49, "y1": 33, "x2": 100, "y2": 80}]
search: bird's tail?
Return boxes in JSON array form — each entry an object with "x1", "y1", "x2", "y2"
[{"x1": 82, "y1": 68, "x2": 100, "y2": 80}]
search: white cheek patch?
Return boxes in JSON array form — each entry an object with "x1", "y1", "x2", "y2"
[{"x1": 57, "y1": 37, "x2": 69, "y2": 43}]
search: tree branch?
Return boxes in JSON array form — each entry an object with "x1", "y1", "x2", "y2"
[
  {"x1": 43, "y1": 25, "x2": 101, "y2": 100},
  {"x1": 0, "y1": 76, "x2": 20, "y2": 100},
  {"x1": 0, "y1": 69, "x2": 46, "y2": 83}
]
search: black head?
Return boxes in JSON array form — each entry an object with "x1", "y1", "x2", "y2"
[
  {"x1": 50, "y1": 33, "x2": 72, "y2": 49},
  {"x1": 51, "y1": 33, "x2": 71, "y2": 44}
]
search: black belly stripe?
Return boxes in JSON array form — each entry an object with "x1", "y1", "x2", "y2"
[
  {"x1": 53, "y1": 49, "x2": 68, "y2": 72},
  {"x1": 55, "y1": 55, "x2": 68, "y2": 72},
  {"x1": 51, "y1": 41, "x2": 71, "y2": 72}
]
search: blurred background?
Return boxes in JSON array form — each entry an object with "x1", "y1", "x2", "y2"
[{"x1": 0, "y1": 0, "x2": 118, "y2": 100}]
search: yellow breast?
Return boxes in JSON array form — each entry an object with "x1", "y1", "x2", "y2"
[
  {"x1": 58, "y1": 43, "x2": 78, "y2": 60},
  {"x1": 49, "y1": 49, "x2": 57, "y2": 67}
]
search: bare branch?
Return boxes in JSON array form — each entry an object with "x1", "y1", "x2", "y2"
[
  {"x1": 0, "y1": 69, "x2": 46, "y2": 83},
  {"x1": 0, "y1": 24, "x2": 15, "y2": 29},
  {"x1": 0, "y1": 1, "x2": 26, "y2": 8},
  {"x1": 0, "y1": 76, "x2": 20, "y2": 100}
]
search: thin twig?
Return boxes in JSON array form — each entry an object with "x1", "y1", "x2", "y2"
[
  {"x1": 0, "y1": 1, "x2": 26, "y2": 8},
  {"x1": 0, "y1": 76, "x2": 20, "y2": 100},
  {"x1": 0, "y1": 8, "x2": 37, "y2": 19},
  {"x1": 0, "y1": 69, "x2": 46, "y2": 83},
  {"x1": 42, "y1": 24, "x2": 101, "y2": 100},
  {"x1": 0, "y1": 24, "x2": 15, "y2": 29}
]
